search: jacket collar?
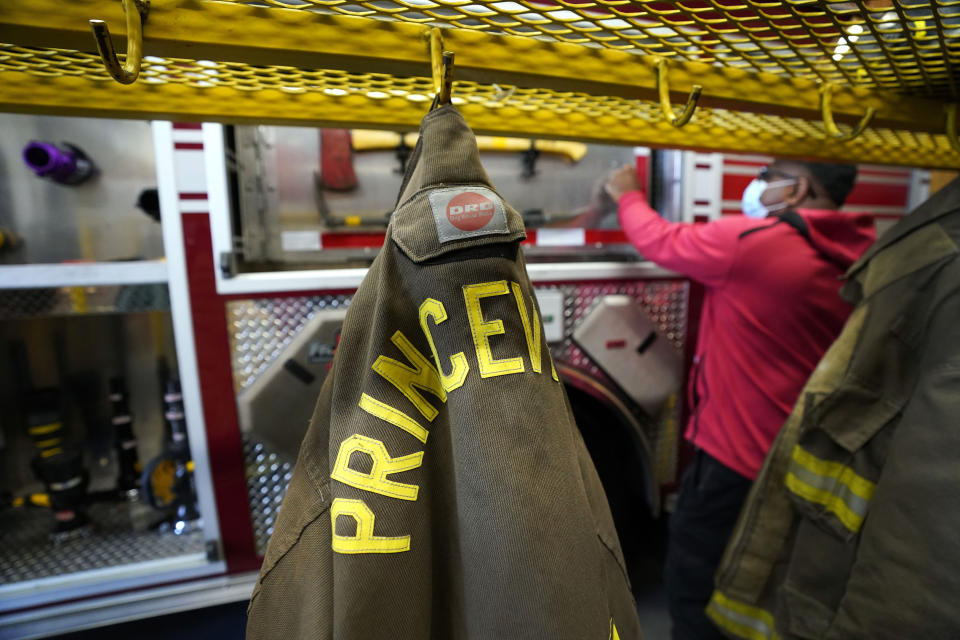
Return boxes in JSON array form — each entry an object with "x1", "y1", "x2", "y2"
[
  {"x1": 846, "y1": 176, "x2": 960, "y2": 280},
  {"x1": 842, "y1": 177, "x2": 960, "y2": 303},
  {"x1": 388, "y1": 105, "x2": 526, "y2": 263}
]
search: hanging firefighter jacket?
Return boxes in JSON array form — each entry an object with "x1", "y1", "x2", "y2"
[
  {"x1": 708, "y1": 177, "x2": 960, "y2": 640},
  {"x1": 246, "y1": 105, "x2": 642, "y2": 640}
]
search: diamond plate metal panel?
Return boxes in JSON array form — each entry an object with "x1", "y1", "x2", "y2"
[
  {"x1": 545, "y1": 280, "x2": 688, "y2": 379},
  {"x1": 243, "y1": 437, "x2": 294, "y2": 556},
  {"x1": 227, "y1": 295, "x2": 352, "y2": 392},
  {"x1": 0, "y1": 501, "x2": 204, "y2": 584},
  {"x1": 0, "y1": 285, "x2": 170, "y2": 320}
]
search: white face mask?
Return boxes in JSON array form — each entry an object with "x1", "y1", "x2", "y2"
[{"x1": 741, "y1": 178, "x2": 796, "y2": 219}]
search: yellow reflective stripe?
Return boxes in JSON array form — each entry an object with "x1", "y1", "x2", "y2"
[
  {"x1": 31, "y1": 493, "x2": 51, "y2": 508},
  {"x1": 786, "y1": 445, "x2": 877, "y2": 532},
  {"x1": 706, "y1": 592, "x2": 781, "y2": 640},
  {"x1": 784, "y1": 471, "x2": 865, "y2": 532},
  {"x1": 28, "y1": 422, "x2": 62, "y2": 436},
  {"x1": 40, "y1": 447, "x2": 63, "y2": 458},
  {"x1": 791, "y1": 445, "x2": 876, "y2": 500},
  {"x1": 35, "y1": 437, "x2": 62, "y2": 449}
]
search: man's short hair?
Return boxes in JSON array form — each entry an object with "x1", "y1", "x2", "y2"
[{"x1": 803, "y1": 162, "x2": 858, "y2": 207}]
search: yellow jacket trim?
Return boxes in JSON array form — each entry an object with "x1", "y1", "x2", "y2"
[
  {"x1": 791, "y1": 446, "x2": 875, "y2": 499},
  {"x1": 31, "y1": 493, "x2": 51, "y2": 508},
  {"x1": 28, "y1": 422, "x2": 62, "y2": 436},
  {"x1": 786, "y1": 445, "x2": 876, "y2": 532},
  {"x1": 706, "y1": 592, "x2": 781, "y2": 640}
]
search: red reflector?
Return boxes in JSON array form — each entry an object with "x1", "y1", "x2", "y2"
[{"x1": 605, "y1": 339, "x2": 627, "y2": 349}]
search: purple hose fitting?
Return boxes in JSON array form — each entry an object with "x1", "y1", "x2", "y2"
[{"x1": 22, "y1": 141, "x2": 96, "y2": 185}]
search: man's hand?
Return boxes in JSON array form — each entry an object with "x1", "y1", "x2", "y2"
[{"x1": 605, "y1": 164, "x2": 641, "y2": 202}]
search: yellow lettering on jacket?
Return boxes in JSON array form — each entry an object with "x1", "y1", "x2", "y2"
[
  {"x1": 419, "y1": 298, "x2": 469, "y2": 392},
  {"x1": 463, "y1": 281, "x2": 525, "y2": 378},
  {"x1": 609, "y1": 620, "x2": 621, "y2": 640},
  {"x1": 373, "y1": 331, "x2": 445, "y2": 421},
  {"x1": 331, "y1": 434, "x2": 423, "y2": 501},
  {"x1": 359, "y1": 393, "x2": 428, "y2": 444},
  {"x1": 330, "y1": 498, "x2": 410, "y2": 554},
  {"x1": 511, "y1": 282, "x2": 543, "y2": 374}
]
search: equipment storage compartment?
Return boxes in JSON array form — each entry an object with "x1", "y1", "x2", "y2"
[
  {"x1": 227, "y1": 124, "x2": 644, "y2": 272},
  {"x1": 0, "y1": 301, "x2": 218, "y2": 613},
  {"x1": 0, "y1": 114, "x2": 164, "y2": 268},
  {"x1": 0, "y1": 115, "x2": 223, "y2": 622},
  {"x1": 210, "y1": 122, "x2": 690, "y2": 580}
]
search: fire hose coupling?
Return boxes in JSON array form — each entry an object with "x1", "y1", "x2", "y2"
[
  {"x1": 22, "y1": 141, "x2": 97, "y2": 185},
  {"x1": 32, "y1": 449, "x2": 91, "y2": 535}
]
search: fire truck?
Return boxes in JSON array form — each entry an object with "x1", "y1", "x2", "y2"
[{"x1": 0, "y1": 1, "x2": 956, "y2": 636}]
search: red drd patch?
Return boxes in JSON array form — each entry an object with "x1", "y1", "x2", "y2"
[{"x1": 446, "y1": 192, "x2": 496, "y2": 231}]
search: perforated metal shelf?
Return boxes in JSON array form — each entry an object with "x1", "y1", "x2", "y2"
[
  {"x1": 218, "y1": 0, "x2": 959, "y2": 99},
  {"x1": 1, "y1": 1, "x2": 959, "y2": 166}
]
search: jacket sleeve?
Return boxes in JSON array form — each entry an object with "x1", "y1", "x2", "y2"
[
  {"x1": 829, "y1": 276, "x2": 960, "y2": 639},
  {"x1": 618, "y1": 190, "x2": 740, "y2": 287}
]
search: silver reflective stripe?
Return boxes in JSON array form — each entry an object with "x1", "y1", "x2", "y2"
[
  {"x1": 788, "y1": 460, "x2": 871, "y2": 520},
  {"x1": 49, "y1": 475, "x2": 83, "y2": 491},
  {"x1": 786, "y1": 444, "x2": 876, "y2": 532},
  {"x1": 707, "y1": 595, "x2": 779, "y2": 640}
]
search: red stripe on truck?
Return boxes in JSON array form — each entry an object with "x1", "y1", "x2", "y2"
[{"x1": 845, "y1": 182, "x2": 909, "y2": 207}]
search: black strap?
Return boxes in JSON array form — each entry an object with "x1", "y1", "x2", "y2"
[
  {"x1": 738, "y1": 219, "x2": 780, "y2": 240},
  {"x1": 778, "y1": 210, "x2": 813, "y2": 242}
]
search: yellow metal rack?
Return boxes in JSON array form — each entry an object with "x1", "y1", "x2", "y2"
[{"x1": 1, "y1": 0, "x2": 959, "y2": 166}]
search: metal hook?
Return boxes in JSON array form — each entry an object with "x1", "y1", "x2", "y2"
[
  {"x1": 429, "y1": 28, "x2": 454, "y2": 110},
  {"x1": 492, "y1": 84, "x2": 516, "y2": 104},
  {"x1": 946, "y1": 104, "x2": 960, "y2": 153},
  {"x1": 820, "y1": 83, "x2": 875, "y2": 142},
  {"x1": 655, "y1": 59, "x2": 702, "y2": 128},
  {"x1": 89, "y1": 0, "x2": 149, "y2": 85}
]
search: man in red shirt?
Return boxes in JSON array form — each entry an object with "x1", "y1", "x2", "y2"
[{"x1": 605, "y1": 161, "x2": 876, "y2": 640}]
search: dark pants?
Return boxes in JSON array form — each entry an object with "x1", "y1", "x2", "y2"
[{"x1": 665, "y1": 449, "x2": 753, "y2": 640}]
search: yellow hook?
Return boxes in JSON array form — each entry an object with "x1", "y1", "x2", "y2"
[
  {"x1": 428, "y1": 28, "x2": 454, "y2": 110},
  {"x1": 820, "y1": 83, "x2": 876, "y2": 142},
  {"x1": 946, "y1": 104, "x2": 960, "y2": 153},
  {"x1": 655, "y1": 59, "x2": 702, "y2": 128},
  {"x1": 89, "y1": 0, "x2": 149, "y2": 85}
]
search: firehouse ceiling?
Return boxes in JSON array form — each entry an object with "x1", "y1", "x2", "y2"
[{"x1": 1, "y1": 0, "x2": 959, "y2": 167}]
